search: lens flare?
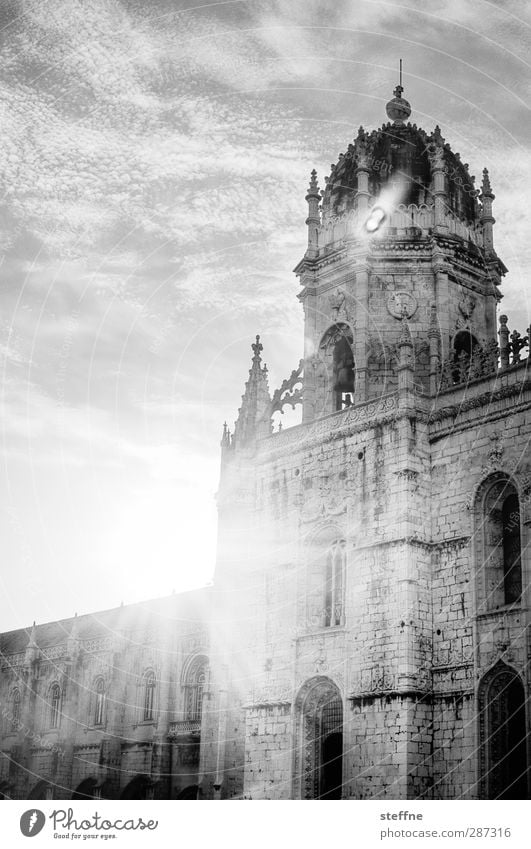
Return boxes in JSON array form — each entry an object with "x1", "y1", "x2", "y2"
[{"x1": 364, "y1": 206, "x2": 387, "y2": 233}]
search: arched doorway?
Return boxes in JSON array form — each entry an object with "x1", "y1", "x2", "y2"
[
  {"x1": 72, "y1": 778, "x2": 97, "y2": 799},
  {"x1": 28, "y1": 780, "x2": 53, "y2": 800},
  {"x1": 72, "y1": 778, "x2": 110, "y2": 799},
  {"x1": 176, "y1": 784, "x2": 198, "y2": 799},
  {"x1": 120, "y1": 775, "x2": 152, "y2": 800},
  {"x1": 294, "y1": 677, "x2": 344, "y2": 799},
  {"x1": 479, "y1": 664, "x2": 529, "y2": 799}
]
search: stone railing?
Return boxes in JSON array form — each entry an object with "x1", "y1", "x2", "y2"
[
  {"x1": 318, "y1": 202, "x2": 484, "y2": 250},
  {"x1": 498, "y1": 315, "x2": 530, "y2": 368},
  {"x1": 0, "y1": 652, "x2": 26, "y2": 669},
  {"x1": 168, "y1": 719, "x2": 201, "y2": 738},
  {"x1": 259, "y1": 392, "x2": 398, "y2": 454}
]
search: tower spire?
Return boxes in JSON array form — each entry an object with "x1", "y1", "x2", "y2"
[{"x1": 232, "y1": 336, "x2": 272, "y2": 446}]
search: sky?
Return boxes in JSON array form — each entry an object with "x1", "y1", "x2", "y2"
[{"x1": 0, "y1": 0, "x2": 530, "y2": 632}]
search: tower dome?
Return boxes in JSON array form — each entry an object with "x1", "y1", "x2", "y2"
[{"x1": 319, "y1": 86, "x2": 479, "y2": 226}]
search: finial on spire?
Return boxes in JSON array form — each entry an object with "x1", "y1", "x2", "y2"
[
  {"x1": 386, "y1": 59, "x2": 411, "y2": 125},
  {"x1": 220, "y1": 421, "x2": 232, "y2": 449},
  {"x1": 251, "y1": 334, "x2": 263, "y2": 363},
  {"x1": 481, "y1": 167, "x2": 493, "y2": 197},
  {"x1": 394, "y1": 58, "x2": 404, "y2": 98},
  {"x1": 27, "y1": 621, "x2": 38, "y2": 647},
  {"x1": 306, "y1": 169, "x2": 320, "y2": 199}
]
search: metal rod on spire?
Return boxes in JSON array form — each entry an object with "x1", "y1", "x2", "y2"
[{"x1": 400, "y1": 58, "x2": 402, "y2": 87}]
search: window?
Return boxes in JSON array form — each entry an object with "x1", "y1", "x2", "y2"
[
  {"x1": 319, "y1": 324, "x2": 355, "y2": 413},
  {"x1": 478, "y1": 478, "x2": 522, "y2": 611},
  {"x1": 333, "y1": 332, "x2": 355, "y2": 410},
  {"x1": 306, "y1": 535, "x2": 347, "y2": 630},
  {"x1": 93, "y1": 678, "x2": 105, "y2": 726},
  {"x1": 49, "y1": 683, "x2": 61, "y2": 729},
  {"x1": 324, "y1": 540, "x2": 346, "y2": 627},
  {"x1": 501, "y1": 493, "x2": 522, "y2": 604},
  {"x1": 450, "y1": 330, "x2": 480, "y2": 384},
  {"x1": 11, "y1": 689, "x2": 21, "y2": 731},
  {"x1": 142, "y1": 671, "x2": 156, "y2": 721},
  {"x1": 184, "y1": 658, "x2": 208, "y2": 722}
]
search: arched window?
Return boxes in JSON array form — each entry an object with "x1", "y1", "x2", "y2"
[
  {"x1": 333, "y1": 333, "x2": 355, "y2": 410},
  {"x1": 306, "y1": 535, "x2": 347, "y2": 630},
  {"x1": 142, "y1": 671, "x2": 156, "y2": 722},
  {"x1": 294, "y1": 678, "x2": 343, "y2": 799},
  {"x1": 49, "y1": 683, "x2": 61, "y2": 729},
  {"x1": 93, "y1": 677, "x2": 106, "y2": 726},
  {"x1": 325, "y1": 540, "x2": 346, "y2": 627},
  {"x1": 319, "y1": 324, "x2": 355, "y2": 412},
  {"x1": 184, "y1": 658, "x2": 208, "y2": 722},
  {"x1": 501, "y1": 493, "x2": 522, "y2": 604},
  {"x1": 11, "y1": 689, "x2": 21, "y2": 731},
  {"x1": 477, "y1": 478, "x2": 522, "y2": 611},
  {"x1": 478, "y1": 664, "x2": 528, "y2": 799},
  {"x1": 451, "y1": 330, "x2": 480, "y2": 384}
]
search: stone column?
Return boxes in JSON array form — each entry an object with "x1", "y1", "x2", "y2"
[
  {"x1": 429, "y1": 147, "x2": 449, "y2": 235},
  {"x1": 432, "y1": 245, "x2": 451, "y2": 362},
  {"x1": 428, "y1": 304, "x2": 441, "y2": 395},
  {"x1": 498, "y1": 314, "x2": 510, "y2": 368},
  {"x1": 353, "y1": 260, "x2": 369, "y2": 404}
]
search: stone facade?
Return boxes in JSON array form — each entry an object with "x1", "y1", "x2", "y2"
[{"x1": 1, "y1": 84, "x2": 530, "y2": 800}]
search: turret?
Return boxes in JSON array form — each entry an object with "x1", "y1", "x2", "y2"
[
  {"x1": 24, "y1": 622, "x2": 39, "y2": 666},
  {"x1": 293, "y1": 69, "x2": 505, "y2": 418},
  {"x1": 305, "y1": 170, "x2": 321, "y2": 259},
  {"x1": 67, "y1": 613, "x2": 81, "y2": 659},
  {"x1": 480, "y1": 168, "x2": 495, "y2": 254}
]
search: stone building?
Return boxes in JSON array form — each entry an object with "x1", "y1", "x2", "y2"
[
  {"x1": 1, "y1": 82, "x2": 530, "y2": 800},
  {"x1": 0, "y1": 593, "x2": 210, "y2": 799}
]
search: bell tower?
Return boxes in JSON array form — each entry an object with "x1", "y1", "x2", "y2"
[
  {"x1": 204, "y1": 70, "x2": 530, "y2": 802},
  {"x1": 295, "y1": 78, "x2": 505, "y2": 423}
]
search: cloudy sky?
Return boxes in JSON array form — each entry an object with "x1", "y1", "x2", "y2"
[{"x1": 0, "y1": 0, "x2": 530, "y2": 632}]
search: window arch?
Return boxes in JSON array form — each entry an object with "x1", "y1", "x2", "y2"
[
  {"x1": 49, "y1": 683, "x2": 62, "y2": 728},
  {"x1": 93, "y1": 677, "x2": 106, "y2": 726},
  {"x1": 294, "y1": 678, "x2": 344, "y2": 799},
  {"x1": 476, "y1": 476, "x2": 522, "y2": 611},
  {"x1": 184, "y1": 656, "x2": 208, "y2": 722},
  {"x1": 11, "y1": 688, "x2": 21, "y2": 731},
  {"x1": 142, "y1": 670, "x2": 156, "y2": 722}
]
